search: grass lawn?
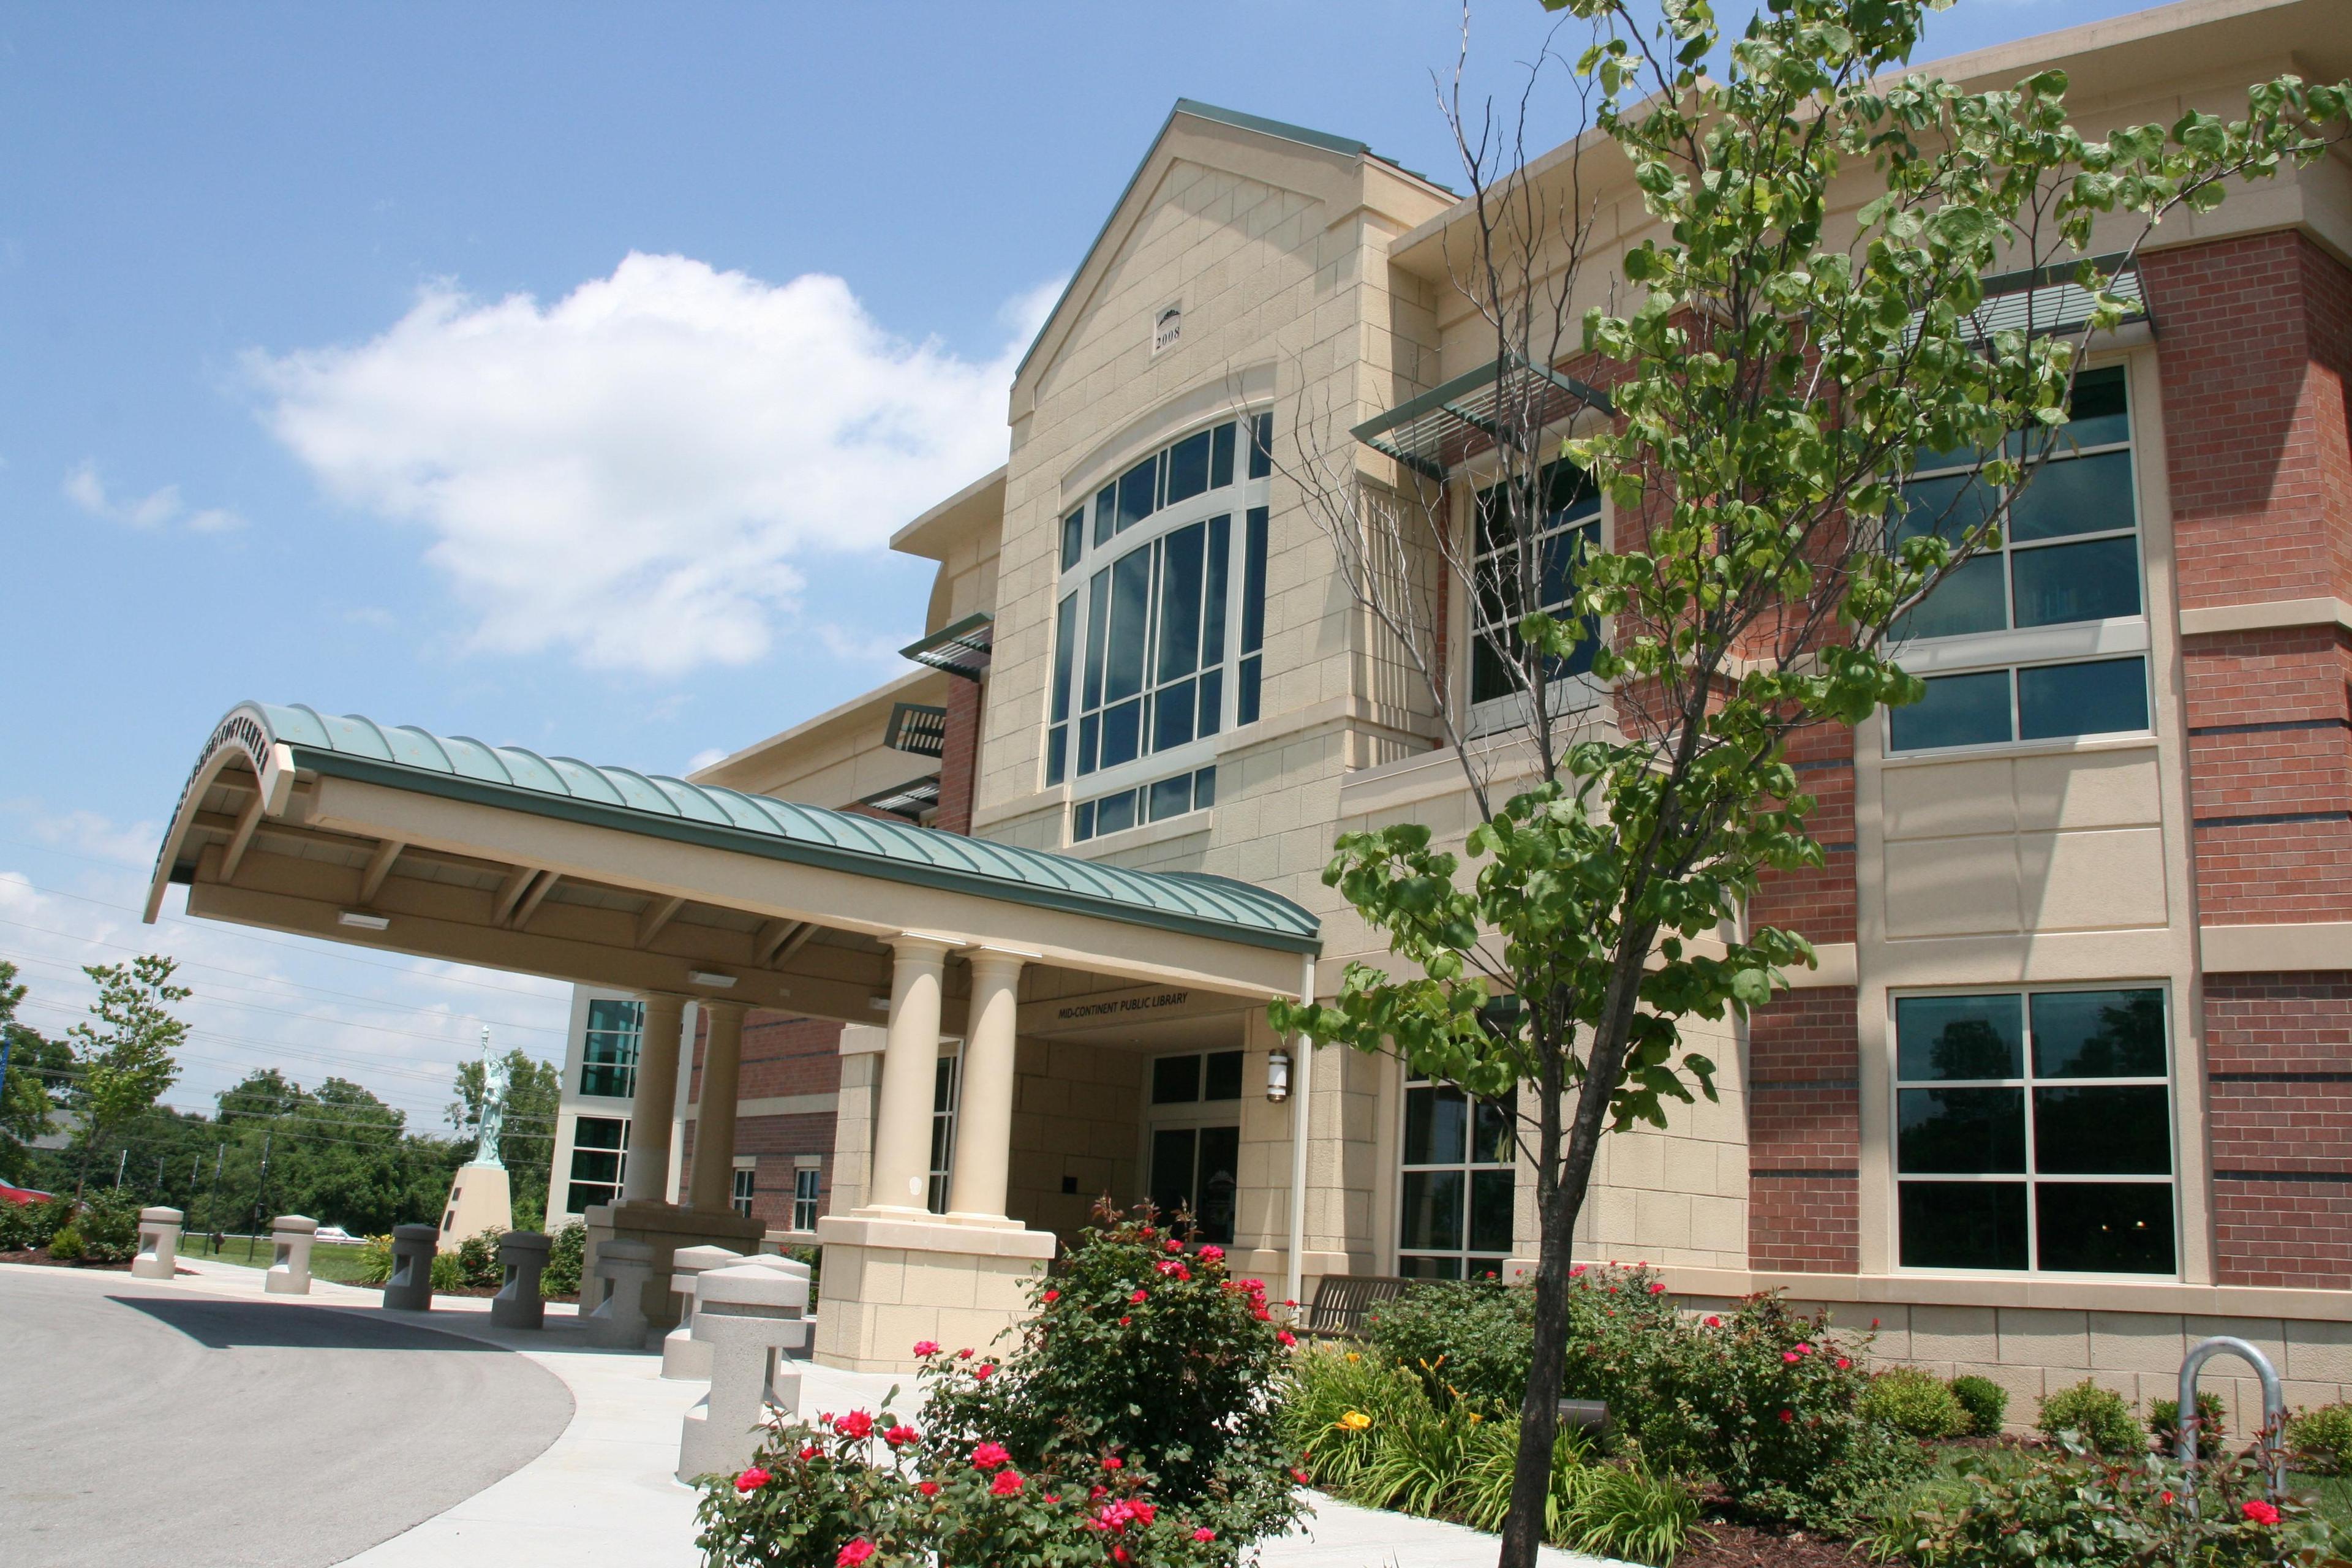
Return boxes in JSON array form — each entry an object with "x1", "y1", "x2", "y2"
[{"x1": 189, "y1": 1236, "x2": 379, "y2": 1286}]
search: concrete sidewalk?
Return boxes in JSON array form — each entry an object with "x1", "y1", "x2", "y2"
[{"x1": 149, "y1": 1257, "x2": 1613, "y2": 1567}]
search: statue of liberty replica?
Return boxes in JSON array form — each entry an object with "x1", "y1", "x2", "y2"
[{"x1": 437, "y1": 1025, "x2": 515, "y2": 1250}]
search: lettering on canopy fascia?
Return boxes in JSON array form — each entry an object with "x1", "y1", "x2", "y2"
[{"x1": 1056, "y1": 990, "x2": 1191, "y2": 1022}]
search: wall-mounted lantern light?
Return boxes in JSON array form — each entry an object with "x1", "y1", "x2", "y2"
[{"x1": 1265, "y1": 1048, "x2": 1292, "y2": 1102}]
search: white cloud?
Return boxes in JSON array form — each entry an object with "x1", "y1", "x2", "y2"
[
  {"x1": 685, "y1": 747, "x2": 729, "y2": 773},
  {"x1": 251, "y1": 255, "x2": 1058, "y2": 677},
  {"x1": 64, "y1": 461, "x2": 246, "y2": 533}
]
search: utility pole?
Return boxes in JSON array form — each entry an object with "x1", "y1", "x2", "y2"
[
  {"x1": 204, "y1": 1143, "x2": 224, "y2": 1252},
  {"x1": 246, "y1": 1128, "x2": 273, "y2": 1264},
  {"x1": 114, "y1": 1147, "x2": 126, "y2": 1189}
]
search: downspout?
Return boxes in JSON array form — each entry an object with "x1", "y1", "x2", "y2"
[{"x1": 1284, "y1": 952, "x2": 1316, "y2": 1311}]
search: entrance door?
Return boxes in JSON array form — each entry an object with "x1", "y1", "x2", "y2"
[{"x1": 1149, "y1": 1124, "x2": 1238, "y2": 1244}]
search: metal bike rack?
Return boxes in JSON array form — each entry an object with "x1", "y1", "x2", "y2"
[{"x1": 2178, "y1": 1335, "x2": 2288, "y2": 1497}]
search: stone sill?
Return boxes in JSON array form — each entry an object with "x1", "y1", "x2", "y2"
[{"x1": 1653, "y1": 1264, "x2": 2352, "y2": 1324}]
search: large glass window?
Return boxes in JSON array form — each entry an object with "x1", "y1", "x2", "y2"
[
  {"x1": 566, "y1": 1115, "x2": 628, "y2": 1216},
  {"x1": 1894, "y1": 987, "x2": 2175, "y2": 1276},
  {"x1": 1469, "y1": 461, "x2": 1603, "y2": 706},
  {"x1": 731, "y1": 1164, "x2": 756, "y2": 1219},
  {"x1": 1398, "y1": 1076, "x2": 1517, "y2": 1280},
  {"x1": 579, "y1": 998, "x2": 643, "y2": 1099},
  {"x1": 792, "y1": 1164, "x2": 821, "y2": 1232},
  {"x1": 1046, "y1": 417, "x2": 1272, "y2": 824},
  {"x1": 1894, "y1": 367, "x2": 2139, "y2": 641}
]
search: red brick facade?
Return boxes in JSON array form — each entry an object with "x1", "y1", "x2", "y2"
[
  {"x1": 1747, "y1": 719, "x2": 1858, "y2": 946},
  {"x1": 1747, "y1": 986, "x2": 1861, "y2": 1272},
  {"x1": 683, "y1": 1008, "x2": 844, "y2": 1233},
  {"x1": 2202, "y1": 973, "x2": 2352, "y2": 1289},
  {"x1": 935, "y1": 675, "x2": 984, "y2": 835}
]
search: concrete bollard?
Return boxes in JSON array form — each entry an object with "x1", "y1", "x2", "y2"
[
  {"x1": 742, "y1": 1255, "x2": 815, "y2": 1410},
  {"x1": 383, "y1": 1223, "x2": 440, "y2": 1311},
  {"x1": 660, "y1": 1245, "x2": 744, "y2": 1379},
  {"x1": 581, "y1": 1237, "x2": 655, "y2": 1349},
  {"x1": 131, "y1": 1206, "x2": 183, "y2": 1281},
  {"x1": 265, "y1": 1215, "x2": 319, "y2": 1295},
  {"x1": 490, "y1": 1230, "x2": 551, "y2": 1330},
  {"x1": 676, "y1": 1263, "x2": 812, "y2": 1483}
]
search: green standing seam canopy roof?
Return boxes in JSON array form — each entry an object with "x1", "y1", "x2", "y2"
[{"x1": 181, "y1": 703, "x2": 1319, "y2": 955}]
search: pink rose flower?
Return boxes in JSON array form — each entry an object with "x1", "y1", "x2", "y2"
[
  {"x1": 836, "y1": 1542, "x2": 876, "y2": 1567},
  {"x1": 912, "y1": 1339, "x2": 940, "y2": 1356},
  {"x1": 1194, "y1": 1527, "x2": 1216, "y2": 1542},
  {"x1": 734, "y1": 1467, "x2": 771, "y2": 1492},
  {"x1": 1783, "y1": 1352, "x2": 1801, "y2": 1363},
  {"x1": 973, "y1": 1441, "x2": 1011, "y2": 1470},
  {"x1": 1199, "y1": 1245, "x2": 1224, "y2": 1262}
]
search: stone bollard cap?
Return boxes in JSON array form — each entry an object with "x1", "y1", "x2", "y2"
[
  {"x1": 273, "y1": 1215, "x2": 320, "y2": 1235},
  {"x1": 670, "y1": 1245, "x2": 742, "y2": 1277},
  {"x1": 696, "y1": 1262, "x2": 809, "y2": 1312},
  {"x1": 500, "y1": 1230, "x2": 552, "y2": 1254},
  {"x1": 393, "y1": 1223, "x2": 441, "y2": 1242},
  {"x1": 741, "y1": 1253, "x2": 813, "y2": 1282},
  {"x1": 140, "y1": 1206, "x2": 184, "y2": 1224},
  {"x1": 600, "y1": 1238, "x2": 655, "y2": 1264}
]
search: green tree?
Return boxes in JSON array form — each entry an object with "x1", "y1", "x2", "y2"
[
  {"x1": 1273, "y1": 4, "x2": 2350, "y2": 1560},
  {"x1": 0, "y1": 960, "x2": 69, "y2": 1185},
  {"x1": 65, "y1": 955, "x2": 190, "y2": 1194},
  {"x1": 448, "y1": 1048, "x2": 559, "y2": 1228}
]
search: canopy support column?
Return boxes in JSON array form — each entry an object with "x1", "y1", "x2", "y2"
[
  {"x1": 864, "y1": 935, "x2": 953, "y2": 1216},
  {"x1": 944, "y1": 950, "x2": 1027, "y2": 1224},
  {"x1": 688, "y1": 1000, "x2": 748, "y2": 1217},
  {"x1": 622, "y1": 992, "x2": 688, "y2": 1205}
]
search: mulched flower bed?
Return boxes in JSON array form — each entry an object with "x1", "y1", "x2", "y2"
[
  {"x1": 1676, "y1": 1520, "x2": 1882, "y2": 1568},
  {"x1": 0, "y1": 1246, "x2": 132, "y2": 1271}
]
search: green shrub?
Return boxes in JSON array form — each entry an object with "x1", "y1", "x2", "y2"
[
  {"x1": 2038, "y1": 1380, "x2": 2146, "y2": 1457},
  {"x1": 1365, "y1": 1277, "x2": 1539, "y2": 1413},
  {"x1": 430, "y1": 1248, "x2": 462, "y2": 1293},
  {"x1": 74, "y1": 1193, "x2": 142, "y2": 1264},
  {"x1": 1949, "y1": 1374, "x2": 2010, "y2": 1436},
  {"x1": 3, "y1": 1196, "x2": 72, "y2": 1251},
  {"x1": 47, "y1": 1223, "x2": 85, "y2": 1261},
  {"x1": 911, "y1": 1200, "x2": 1302, "y2": 1547},
  {"x1": 357, "y1": 1233, "x2": 394, "y2": 1286},
  {"x1": 2149, "y1": 1392, "x2": 2226, "y2": 1461},
  {"x1": 1280, "y1": 1342, "x2": 1419, "y2": 1496},
  {"x1": 2291, "y1": 1403, "x2": 2352, "y2": 1474},
  {"x1": 454, "y1": 1226, "x2": 503, "y2": 1289},
  {"x1": 539, "y1": 1221, "x2": 586, "y2": 1298},
  {"x1": 1861, "y1": 1367, "x2": 1970, "y2": 1439},
  {"x1": 1895, "y1": 1436, "x2": 2336, "y2": 1567}
]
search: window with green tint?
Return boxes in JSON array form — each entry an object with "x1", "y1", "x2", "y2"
[
  {"x1": 1890, "y1": 669, "x2": 2011, "y2": 752},
  {"x1": 927, "y1": 1053, "x2": 959, "y2": 1215},
  {"x1": 1895, "y1": 986, "x2": 2173, "y2": 1275},
  {"x1": 565, "y1": 1115, "x2": 628, "y2": 1216},
  {"x1": 1889, "y1": 657, "x2": 2149, "y2": 753},
  {"x1": 1061, "y1": 509, "x2": 1084, "y2": 571},
  {"x1": 1894, "y1": 366, "x2": 2139, "y2": 642},
  {"x1": 1399, "y1": 1076, "x2": 1516, "y2": 1280},
  {"x1": 579, "y1": 998, "x2": 643, "y2": 1099},
  {"x1": 2018, "y1": 657, "x2": 2146, "y2": 741}
]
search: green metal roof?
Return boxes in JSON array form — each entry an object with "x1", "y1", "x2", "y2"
[{"x1": 189, "y1": 703, "x2": 1318, "y2": 954}]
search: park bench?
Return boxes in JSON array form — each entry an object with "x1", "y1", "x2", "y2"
[{"x1": 1302, "y1": 1273, "x2": 1411, "y2": 1338}]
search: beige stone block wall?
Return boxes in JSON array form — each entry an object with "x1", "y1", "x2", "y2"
[
  {"x1": 827, "y1": 1051, "x2": 880, "y2": 1217},
  {"x1": 811, "y1": 1238, "x2": 1044, "y2": 1373},
  {"x1": 1005, "y1": 1036, "x2": 1144, "y2": 1238}
]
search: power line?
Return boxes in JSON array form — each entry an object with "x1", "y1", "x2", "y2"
[
  {"x1": 0, "y1": 858, "x2": 570, "y2": 1000},
  {"x1": 0, "y1": 923, "x2": 564, "y2": 1033},
  {"x1": 7, "y1": 979, "x2": 551, "y2": 1054},
  {"x1": 24, "y1": 1068, "x2": 559, "y2": 1129}
]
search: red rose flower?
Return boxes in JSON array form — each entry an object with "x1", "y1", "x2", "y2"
[
  {"x1": 1130, "y1": 1289, "x2": 1147, "y2": 1303},
  {"x1": 1193, "y1": 1527, "x2": 1216, "y2": 1542},
  {"x1": 797, "y1": 1444, "x2": 820, "y2": 1460},
  {"x1": 884, "y1": 1424, "x2": 919, "y2": 1447},
  {"x1": 1131, "y1": 1500, "x2": 1156, "y2": 1525},
  {"x1": 1783, "y1": 1352, "x2": 1801, "y2": 1364},
  {"x1": 1835, "y1": 1357, "x2": 1850, "y2": 1370},
  {"x1": 1118, "y1": 1316, "x2": 1131, "y2": 1326},
  {"x1": 973, "y1": 1441, "x2": 1011, "y2": 1469},
  {"x1": 1779, "y1": 1409, "x2": 1794, "y2": 1423},
  {"x1": 1649, "y1": 1282, "x2": 1667, "y2": 1295},
  {"x1": 1277, "y1": 1330, "x2": 1297, "y2": 1347},
  {"x1": 2243, "y1": 1500, "x2": 2282, "y2": 1526},
  {"x1": 1199, "y1": 1245, "x2": 1224, "y2": 1262},
  {"x1": 734, "y1": 1466, "x2": 771, "y2": 1493},
  {"x1": 912, "y1": 1339, "x2": 940, "y2": 1356},
  {"x1": 957, "y1": 1348, "x2": 974, "y2": 1360},
  {"x1": 1166, "y1": 1238, "x2": 1183, "y2": 1251},
  {"x1": 973, "y1": 1363, "x2": 995, "y2": 1381},
  {"x1": 1041, "y1": 1288, "x2": 1060, "y2": 1302},
  {"x1": 832, "y1": 1410, "x2": 874, "y2": 1440},
  {"x1": 918, "y1": 1480, "x2": 941, "y2": 1497},
  {"x1": 991, "y1": 1468, "x2": 1023, "y2": 1496},
  {"x1": 836, "y1": 1542, "x2": 875, "y2": 1567},
  {"x1": 2160, "y1": 1490, "x2": 2175, "y2": 1505},
  {"x1": 1103, "y1": 1455, "x2": 1123, "y2": 1469},
  {"x1": 1292, "y1": 1467, "x2": 1311, "y2": 1484},
  {"x1": 1704, "y1": 1315, "x2": 1721, "y2": 1329}
]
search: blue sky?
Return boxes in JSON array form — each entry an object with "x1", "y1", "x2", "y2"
[{"x1": 0, "y1": 0, "x2": 2157, "y2": 1126}]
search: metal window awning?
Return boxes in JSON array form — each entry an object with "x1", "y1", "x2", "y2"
[
  {"x1": 859, "y1": 774, "x2": 942, "y2": 820},
  {"x1": 1933, "y1": 255, "x2": 2151, "y2": 345},
  {"x1": 883, "y1": 701, "x2": 948, "y2": 758},
  {"x1": 900, "y1": 612, "x2": 993, "y2": 680},
  {"x1": 1351, "y1": 354, "x2": 1615, "y2": 481}
]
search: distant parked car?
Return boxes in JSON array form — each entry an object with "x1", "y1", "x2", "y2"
[
  {"x1": 312, "y1": 1224, "x2": 361, "y2": 1244},
  {"x1": 0, "y1": 1180, "x2": 56, "y2": 1207}
]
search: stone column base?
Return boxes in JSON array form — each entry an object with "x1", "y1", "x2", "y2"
[
  {"x1": 584, "y1": 1202, "x2": 766, "y2": 1333},
  {"x1": 812, "y1": 1213, "x2": 1057, "y2": 1373}
]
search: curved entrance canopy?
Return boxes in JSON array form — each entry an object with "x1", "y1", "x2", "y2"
[{"x1": 147, "y1": 702, "x2": 1318, "y2": 1025}]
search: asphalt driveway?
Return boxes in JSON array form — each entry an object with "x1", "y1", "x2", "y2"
[{"x1": 0, "y1": 1263, "x2": 573, "y2": 1568}]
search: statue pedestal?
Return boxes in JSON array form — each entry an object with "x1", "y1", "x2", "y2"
[
  {"x1": 584, "y1": 1201, "x2": 766, "y2": 1333},
  {"x1": 438, "y1": 1162, "x2": 513, "y2": 1252}
]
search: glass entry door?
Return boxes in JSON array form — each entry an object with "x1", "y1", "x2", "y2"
[{"x1": 1149, "y1": 1124, "x2": 1238, "y2": 1244}]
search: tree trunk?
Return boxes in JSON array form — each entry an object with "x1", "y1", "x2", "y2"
[{"x1": 1498, "y1": 1050, "x2": 1568, "y2": 1568}]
